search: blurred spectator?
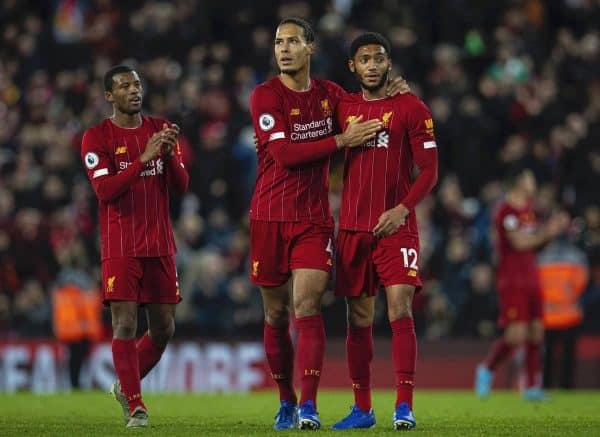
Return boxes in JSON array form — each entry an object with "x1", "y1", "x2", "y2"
[
  {"x1": 12, "y1": 279, "x2": 51, "y2": 337},
  {"x1": 539, "y1": 236, "x2": 588, "y2": 389},
  {"x1": 51, "y1": 269, "x2": 102, "y2": 389},
  {"x1": 455, "y1": 263, "x2": 497, "y2": 338}
]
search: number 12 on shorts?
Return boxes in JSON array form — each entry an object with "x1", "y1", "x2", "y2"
[{"x1": 400, "y1": 247, "x2": 418, "y2": 269}]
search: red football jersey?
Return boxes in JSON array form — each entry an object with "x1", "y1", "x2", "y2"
[
  {"x1": 81, "y1": 116, "x2": 188, "y2": 260},
  {"x1": 249, "y1": 77, "x2": 345, "y2": 224},
  {"x1": 337, "y1": 92, "x2": 438, "y2": 233},
  {"x1": 494, "y1": 200, "x2": 540, "y2": 287}
]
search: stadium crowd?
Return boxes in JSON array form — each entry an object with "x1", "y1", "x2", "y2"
[{"x1": 0, "y1": 0, "x2": 598, "y2": 340}]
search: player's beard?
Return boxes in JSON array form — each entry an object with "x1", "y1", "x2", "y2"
[
  {"x1": 121, "y1": 103, "x2": 142, "y2": 115},
  {"x1": 280, "y1": 66, "x2": 301, "y2": 76},
  {"x1": 124, "y1": 107, "x2": 142, "y2": 115},
  {"x1": 359, "y1": 70, "x2": 389, "y2": 92}
]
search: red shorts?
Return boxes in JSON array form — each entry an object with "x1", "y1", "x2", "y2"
[
  {"x1": 497, "y1": 281, "x2": 543, "y2": 327},
  {"x1": 101, "y1": 256, "x2": 181, "y2": 305},
  {"x1": 249, "y1": 220, "x2": 334, "y2": 286},
  {"x1": 335, "y1": 230, "x2": 422, "y2": 297}
]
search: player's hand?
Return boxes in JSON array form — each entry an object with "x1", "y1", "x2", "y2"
[
  {"x1": 373, "y1": 204, "x2": 409, "y2": 238},
  {"x1": 386, "y1": 76, "x2": 410, "y2": 97},
  {"x1": 253, "y1": 134, "x2": 259, "y2": 153},
  {"x1": 140, "y1": 132, "x2": 164, "y2": 164},
  {"x1": 336, "y1": 115, "x2": 383, "y2": 148},
  {"x1": 161, "y1": 123, "x2": 180, "y2": 158}
]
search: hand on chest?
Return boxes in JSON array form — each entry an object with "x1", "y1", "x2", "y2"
[{"x1": 346, "y1": 107, "x2": 396, "y2": 149}]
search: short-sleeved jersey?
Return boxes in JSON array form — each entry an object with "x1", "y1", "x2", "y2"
[
  {"x1": 81, "y1": 116, "x2": 181, "y2": 260},
  {"x1": 494, "y1": 200, "x2": 540, "y2": 287},
  {"x1": 336, "y1": 92, "x2": 437, "y2": 233},
  {"x1": 249, "y1": 77, "x2": 345, "y2": 224}
]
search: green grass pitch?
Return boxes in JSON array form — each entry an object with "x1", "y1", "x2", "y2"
[{"x1": 1, "y1": 390, "x2": 599, "y2": 436}]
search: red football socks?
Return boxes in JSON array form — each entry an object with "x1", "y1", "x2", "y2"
[
  {"x1": 137, "y1": 333, "x2": 166, "y2": 379},
  {"x1": 264, "y1": 322, "x2": 297, "y2": 404},
  {"x1": 296, "y1": 314, "x2": 325, "y2": 407},
  {"x1": 112, "y1": 338, "x2": 145, "y2": 413},
  {"x1": 347, "y1": 325, "x2": 373, "y2": 412},
  {"x1": 525, "y1": 342, "x2": 541, "y2": 388},
  {"x1": 391, "y1": 317, "x2": 416, "y2": 409},
  {"x1": 484, "y1": 338, "x2": 515, "y2": 371}
]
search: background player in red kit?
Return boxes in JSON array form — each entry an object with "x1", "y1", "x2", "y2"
[
  {"x1": 331, "y1": 33, "x2": 438, "y2": 430},
  {"x1": 475, "y1": 168, "x2": 569, "y2": 400},
  {"x1": 248, "y1": 18, "x2": 406, "y2": 430},
  {"x1": 81, "y1": 65, "x2": 189, "y2": 427}
]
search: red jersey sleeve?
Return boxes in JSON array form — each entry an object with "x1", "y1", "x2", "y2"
[
  {"x1": 165, "y1": 140, "x2": 189, "y2": 193},
  {"x1": 250, "y1": 84, "x2": 337, "y2": 168},
  {"x1": 81, "y1": 127, "x2": 143, "y2": 203},
  {"x1": 400, "y1": 95, "x2": 439, "y2": 210}
]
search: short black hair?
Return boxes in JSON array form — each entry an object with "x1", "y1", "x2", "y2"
[
  {"x1": 104, "y1": 65, "x2": 135, "y2": 92},
  {"x1": 277, "y1": 17, "x2": 315, "y2": 43},
  {"x1": 349, "y1": 32, "x2": 391, "y2": 59}
]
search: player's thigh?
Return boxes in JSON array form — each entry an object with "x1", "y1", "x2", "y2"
[
  {"x1": 503, "y1": 321, "x2": 528, "y2": 345},
  {"x1": 373, "y1": 233, "x2": 423, "y2": 292},
  {"x1": 102, "y1": 257, "x2": 143, "y2": 304},
  {"x1": 335, "y1": 231, "x2": 379, "y2": 298},
  {"x1": 497, "y1": 284, "x2": 530, "y2": 329},
  {"x1": 260, "y1": 281, "x2": 291, "y2": 326},
  {"x1": 140, "y1": 256, "x2": 181, "y2": 304},
  {"x1": 288, "y1": 222, "x2": 334, "y2": 274},
  {"x1": 529, "y1": 285, "x2": 544, "y2": 328},
  {"x1": 250, "y1": 220, "x2": 290, "y2": 287}
]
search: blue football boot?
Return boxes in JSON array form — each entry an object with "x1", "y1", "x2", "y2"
[
  {"x1": 332, "y1": 404, "x2": 376, "y2": 430},
  {"x1": 298, "y1": 400, "x2": 321, "y2": 430},
  {"x1": 523, "y1": 387, "x2": 549, "y2": 402},
  {"x1": 475, "y1": 364, "x2": 494, "y2": 398},
  {"x1": 273, "y1": 400, "x2": 298, "y2": 430},
  {"x1": 393, "y1": 402, "x2": 416, "y2": 430}
]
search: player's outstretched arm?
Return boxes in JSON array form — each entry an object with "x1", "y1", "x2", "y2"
[
  {"x1": 507, "y1": 211, "x2": 570, "y2": 251},
  {"x1": 250, "y1": 85, "x2": 337, "y2": 168},
  {"x1": 266, "y1": 116, "x2": 382, "y2": 167}
]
